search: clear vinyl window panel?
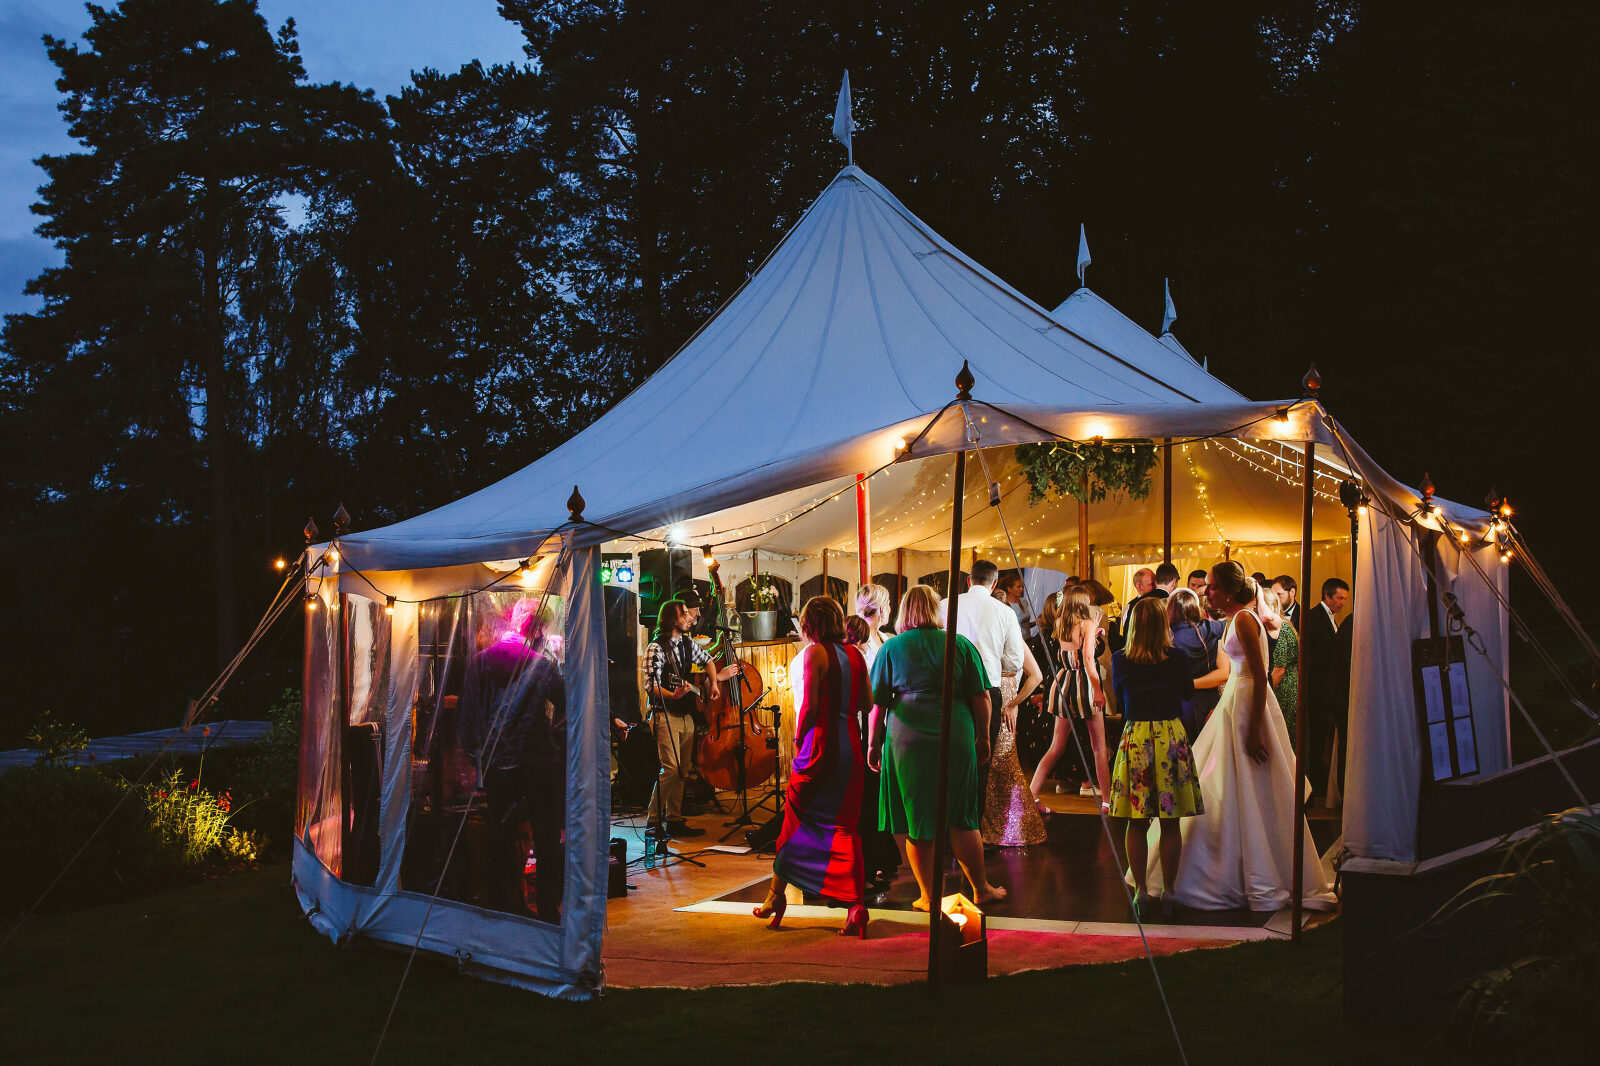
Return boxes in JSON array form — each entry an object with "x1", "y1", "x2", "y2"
[{"x1": 404, "y1": 583, "x2": 569, "y2": 926}]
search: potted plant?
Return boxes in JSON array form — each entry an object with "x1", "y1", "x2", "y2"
[{"x1": 743, "y1": 573, "x2": 782, "y2": 641}]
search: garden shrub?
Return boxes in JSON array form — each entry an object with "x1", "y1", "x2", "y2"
[
  {"x1": 0, "y1": 764, "x2": 261, "y2": 917},
  {"x1": 0, "y1": 766, "x2": 151, "y2": 914}
]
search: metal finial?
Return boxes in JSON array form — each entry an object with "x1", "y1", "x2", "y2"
[
  {"x1": 1420, "y1": 472, "x2": 1435, "y2": 501},
  {"x1": 567, "y1": 484, "x2": 586, "y2": 523},
  {"x1": 1485, "y1": 485, "x2": 1503, "y2": 512},
  {"x1": 1302, "y1": 364, "x2": 1322, "y2": 397},
  {"x1": 303, "y1": 516, "x2": 319, "y2": 544},
  {"x1": 333, "y1": 502, "x2": 351, "y2": 536},
  {"x1": 1338, "y1": 478, "x2": 1363, "y2": 513},
  {"x1": 955, "y1": 360, "x2": 975, "y2": 400}
]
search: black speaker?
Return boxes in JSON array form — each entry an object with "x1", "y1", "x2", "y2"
[
  {"x1": 638, "y1": 547, "x2": 693, "y2": 624},
  {"x1": 604, "y1": 585, "x2": 639, "y2": 723}
]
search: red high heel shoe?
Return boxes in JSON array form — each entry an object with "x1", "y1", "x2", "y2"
[
  {"x1": 840, "y1": 903, "x2": 869, "y2": 939},
  {"x1": 753, "y1": 892, "x2": 786, "y2": 929}
]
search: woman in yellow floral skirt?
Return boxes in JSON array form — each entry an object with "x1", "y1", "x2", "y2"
[{"x1": 1108, "y1": 596, "x2": 1204, "y2": 919}]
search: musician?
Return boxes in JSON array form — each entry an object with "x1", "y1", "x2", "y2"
[{"x1": 645, "y1": 598, "x2": 740, "y2": 838}]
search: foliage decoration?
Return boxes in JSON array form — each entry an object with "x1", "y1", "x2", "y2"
[{"x1": 1014, "y1": 441, "x2": 1160, "y2": 506}]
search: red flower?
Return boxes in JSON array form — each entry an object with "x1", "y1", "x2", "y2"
[{"x1": 189, "y1": 779, "x2": 198, "y2": 790}]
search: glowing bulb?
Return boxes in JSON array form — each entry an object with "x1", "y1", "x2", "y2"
[
  {"x1": 1357, "y1": 504, "x2": 1368, "y2": 516},
  {"x1": 1458, "y1": 530, "x2": 1471, "y2": 544},
  {"x1": 305, "y1": 594, "x2": 318, "y2": 612},
  {"x1": 384, "y1": 596, "x2": 395, "y2": 616},
  {"x1": 274, "y1": 557, "x2": 287, "y2": 571}
]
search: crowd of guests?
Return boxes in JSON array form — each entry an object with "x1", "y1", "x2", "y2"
[{"x1": 751, "y1": 556, "x2": 1353, "y2": 935}]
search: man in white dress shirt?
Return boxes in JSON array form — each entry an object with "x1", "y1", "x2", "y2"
[{"x1": 949, "y1": 560, "x2": 1025, "y2": 763}]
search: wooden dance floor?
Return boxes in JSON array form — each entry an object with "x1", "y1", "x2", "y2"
[{"x1": 600, "y1": 793, "x2": 1339, "y2": 988}]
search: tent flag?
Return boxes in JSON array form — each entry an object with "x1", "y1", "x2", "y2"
[
  {"x1": 1077, "y1": 224, "x2": 1091, "y2": 284},
  {"x1": 832, "y1": 70, "x2": 856, "y2": 165},
  {"x1": 1162, "y1": 277, "x2": 1178, "y2": 335}
]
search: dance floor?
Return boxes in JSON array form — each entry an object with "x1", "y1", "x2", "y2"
[{"x1": 600, "y1": 793, "x2": 1340, "y2": 988}]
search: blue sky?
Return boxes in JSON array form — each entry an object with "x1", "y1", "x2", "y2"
[{"x1": 0, "y1": 0, "x2": 529, "y2": 315}]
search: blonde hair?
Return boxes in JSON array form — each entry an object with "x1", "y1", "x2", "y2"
[
  {"x1": 1123, "y1": 596, "x2": 1173, "y2": 666},
  {"x1": 1036, "y1": 591, "x2": 1062, "y2": 643},
  {"x1": 856, "y1": 583, "x2": 891, "y2": 627},
  {"x1": 1054, "y1": 584, "x2": 1093, "y2": 643},
  {"x1": 897, "y1": 584, "x2": 943, "y2": 633}
]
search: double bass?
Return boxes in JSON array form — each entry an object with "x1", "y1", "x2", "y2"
[{"x1": 696, "y1": 565, "x2": 777, "y2": 792}]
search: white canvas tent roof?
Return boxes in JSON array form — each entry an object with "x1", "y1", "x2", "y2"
[
  {"x1": 340, "y1": 166, "x2": 1327, "y2": 572},
  {"x1": 1051, "y1": 287, "x2": 1245, "y2": 403}
]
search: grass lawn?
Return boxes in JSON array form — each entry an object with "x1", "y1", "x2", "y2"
[{"x1": 0, "y1": 863, "x2": 1454, "y2": 1065}]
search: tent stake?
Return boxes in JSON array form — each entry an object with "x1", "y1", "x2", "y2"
[{"x1": 1292, "y1": 439, "x2": 1315, "y2": 943}]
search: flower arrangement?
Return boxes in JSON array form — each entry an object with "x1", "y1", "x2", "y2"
[{"x1": 750, "y1": 572, "x2": 780, "y2": 609}]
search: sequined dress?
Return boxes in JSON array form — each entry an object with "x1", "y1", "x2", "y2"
[{"x1": 981, "y1": 673, "x2": 1048, "y2": 847}]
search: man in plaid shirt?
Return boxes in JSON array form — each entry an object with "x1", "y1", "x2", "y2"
[{"x1": 646, "y1": 596, "x2": 738, "y2": 837}]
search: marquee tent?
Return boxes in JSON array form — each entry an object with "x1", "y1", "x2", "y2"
[{"x1": 295, "y1": 163, "x2": 1511, "y2": 999}]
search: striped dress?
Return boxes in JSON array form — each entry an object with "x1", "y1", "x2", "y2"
[{"x1": 773, "y1": 641, "x2": 868, "y2": 904}]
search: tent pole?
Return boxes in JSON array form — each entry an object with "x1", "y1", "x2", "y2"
[
  {"x1": 1162, "y1": 439, "x2": 1173, "y2": 563},
  {"x1": 856, "y1": 473, "x2": 871, "y2": 586},
  {"x1": 1078, "y1": 469, "x2": 1089, "y2": 578},
  {"x1": 929, "y1": 364, "x2": 973, "y2": 992},
  {"x1": 1292, "y1": 439, "x2": 1315, "y2": 943}
]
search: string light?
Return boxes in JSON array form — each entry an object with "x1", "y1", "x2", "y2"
[
  {"x1": 274, "y1": 557, "x2": 286, "y2": 571},
  {"x1": 384, "y1": 596, "x2": 395, "y2": 616},
  {"x1": 305, "y1": 594, "x2": 319, "y2": 612}
]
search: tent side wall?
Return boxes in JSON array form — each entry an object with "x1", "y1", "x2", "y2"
[
  {"x1": 292, "y1": 545, "x2": 609, "y2": 999},
  {"x1": 1345, "y1": 508, "x2": 1511, "y2": 863}
]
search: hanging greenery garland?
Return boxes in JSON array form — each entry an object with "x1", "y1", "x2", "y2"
[{"x1": 1014, "y1": 440, "x2": 1159, "y2": 505}]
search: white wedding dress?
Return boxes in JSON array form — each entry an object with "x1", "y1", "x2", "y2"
[{"x1": 1144, "y1": 609, "x2": 1337, "y2": 912}]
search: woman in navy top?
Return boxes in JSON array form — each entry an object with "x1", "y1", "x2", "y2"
[
  {"x1": 1108, "y1": 596, "x2": 1204, "y2": 919},
  {"x1": 1167, "y1": 589, "x2": 1230, "y2": 738}
]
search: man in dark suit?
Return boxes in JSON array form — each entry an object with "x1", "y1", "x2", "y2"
[
  {"x1": 1271, "y1": 574, "x2": 1302, "y2": 632},
  {"x1": 1301, "y1": 577, "x2": 1350, "y2": 804}
]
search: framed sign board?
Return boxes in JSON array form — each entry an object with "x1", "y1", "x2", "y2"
[{"x1": 1411, "y1": 636, "x2": 1479, "y2": 782}]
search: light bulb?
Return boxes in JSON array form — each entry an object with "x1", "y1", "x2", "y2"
[
  {"x1": 327, "y1": 548, "x2": 339, "y2": 563},
  {"x1": 274, "y1": 557, "x2": 287, "y2": 571},
  {"x1": 384, "y1": 596, "x2": 395, "y2": 616}
]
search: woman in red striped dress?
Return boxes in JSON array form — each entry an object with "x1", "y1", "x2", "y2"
[{"x1": 754, "y1": 596, "x2": 870, "y2": 937}]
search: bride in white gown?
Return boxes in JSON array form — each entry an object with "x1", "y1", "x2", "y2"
[{"x1": 1144, "y1": 562, "x2": 1337, "y2": 912}]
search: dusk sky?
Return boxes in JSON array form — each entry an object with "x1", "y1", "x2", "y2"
[{"x1": 0, "y1": 1, "x2": 530, "y2": 315}]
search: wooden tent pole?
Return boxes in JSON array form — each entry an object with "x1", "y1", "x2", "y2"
[
  {"x1": 1292, "y1": 439, "x2": 1316, "y2": 943},
  {"x1": 856, "y1": 473, "x2": 871, "y2": 586},
  {"x1": 1078, "y1": 469, "x2": 1089, "y2": 578},
  {"x1": 1162, "y1": 439, "x2": 1173, "y2": 563},
  {"x1": 929, "y1": 363, "x2": 974, "y2": 991}
]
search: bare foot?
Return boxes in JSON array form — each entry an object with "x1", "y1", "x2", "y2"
[
  {"x1": 977, "y1": 884, "x2": 1008, "y2": 904},
  {"x1": 911, "y1": 896, "x2": 932, "y2": 912}
]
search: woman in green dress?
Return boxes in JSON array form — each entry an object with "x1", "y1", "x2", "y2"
[
  {"x1": 1260, "y1": 592, "x2": 1300, "y2": 746},
  {"x1": 867, "y1": 584, "x2": 1008, "y2": 911}
]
